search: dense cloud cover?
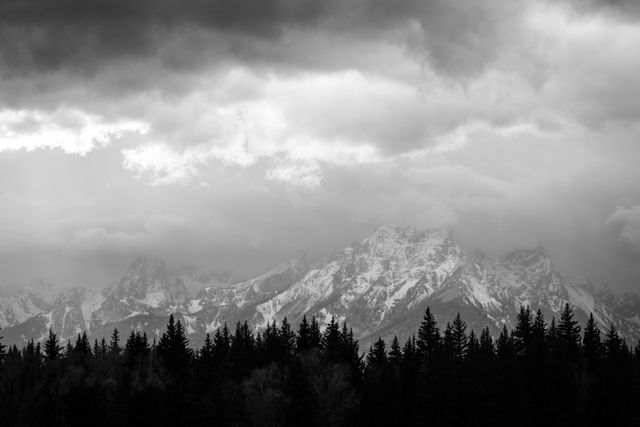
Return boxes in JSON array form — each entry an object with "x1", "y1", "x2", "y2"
[{"x1": 1, "y1": 0, "x2": 640, "y2": 291}]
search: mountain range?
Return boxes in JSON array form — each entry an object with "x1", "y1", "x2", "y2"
[{"x1": 1, "y1": 225, "x2": 639, "y2": 348}]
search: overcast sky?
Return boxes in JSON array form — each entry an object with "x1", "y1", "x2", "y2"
[{"x1": 1, "y1": 0, "x2": 640, "y2": 291}]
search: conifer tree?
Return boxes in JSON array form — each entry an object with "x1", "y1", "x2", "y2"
[
  {"x1": 279, "y1": 317, "x2": 296, "y2": 358},
  {"x1": 322, "y1": 316, "x2": 342, "y2": 362},
  {"x1": 582, "y1": 313, "x2": 602, "y2": 363},
  {"x1": 450, "y1": 313, "x2": 468, "y2": 360},
  {"x1": 604, "y1": 323, "x2": 623, "y2": 360},
  {"x1": 531, "y1": 309, "x2": 547, "y2": 357},
  {"x1": 109, "y1": 328, "x2": 121, "y2": 356},
  {"x1": 389, "y1": 336, "x2": 403, "y2": 368},
  {"x1": 44, "y1": 329, "x2": 62, "y2": 361},
  {"x1": 99, "y1": 337, "x2": 108, "y2": 357},
  {"x1": 467, "y1": 330, "x2": 480, "y2": 360},
  {"x1": 263, "y1": 320, "x2": 280, "y2": 361},
  {"x1": 417, "y1": 307, "x2": 440, "y2": 363},
  {"x1": 400, "y1": 336, "x2": 419, "y2": 380},
  {"x1": 213, "y1": 324, "x2": 231, "y2": 364},
  {"x1": 74, "y1": 332, "x2": 92, "y2": 359},
  {"x1": 195, "y1": 333, "x2": 215, "y2": 392},
  {"x1": 309, "y1": 316, "x2": 322, "y2": 349},
  {"x1": 548, "y1": 317, "x2": 558, "y2": 350},
  {"x1": 124, "y1": 331, "x2": 150, "y2": 368},
  {"x1": 21, "y1": 340, "x2": 41, "y2": 369},
  {"x1": 513, "y1": 306, "x2": 533, "y2": 356},
  {"x1": 479, "y1": 327, "x2": 495, "y2": 360},
  {"x1": 0, "y1": 327, "x2": 5, "y2": 363},
  {"x1": 558, "y1": 304, "x2": 581, "y2": 359},
  {"x1": 157, "y1": 314, "x2": 193, "y2": 377},
  {"x1": 200, "y1": 333, "x2": 214, "y2": 362},
  {"x1": 230, "y1": 321, "x2": 255, "y2": 377},
  {"x1": 443, "y1": 322, "x2": 455, "y2": 360},
  {"x1": 295, "y1": 315, "x2": 312, "y2": 353},
  {"x1": 65, "y1": 341, "x2": 73, "y2": 358},
  {"x1": 340, "y1": 323, "x2": 361, "y2": 373},
  {"x1": 496, "y1": 325, "x2": 513, "y2": 362},
  {"x1": 366, "y1": 337, "x2": 387, "y2": 369}
]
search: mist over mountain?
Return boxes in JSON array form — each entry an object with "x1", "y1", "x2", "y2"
[{"x1": 1, "y1": 226, "x2": 638, "y2": 349}]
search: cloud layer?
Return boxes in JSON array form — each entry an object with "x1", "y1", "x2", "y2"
[{"x1": 1, "y1": 0, "x2": 640, "y2": 291}]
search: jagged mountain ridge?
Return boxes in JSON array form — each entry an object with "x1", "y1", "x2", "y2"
[{"x1": 1, "y1": 226, "x2": 639, "y2": 348}]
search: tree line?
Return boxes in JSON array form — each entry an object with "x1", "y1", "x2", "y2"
[{"x1": 0, "y1": 304, "x2": 639, "y2": 426}]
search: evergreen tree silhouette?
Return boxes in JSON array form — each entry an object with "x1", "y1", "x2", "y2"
[
  {"x1": 548, "y1": 316, "x2": 558, "y2": 351},
  {"x1": 64, "y1": 340, "x2": 73, "y2": 358},
  {"x1": 263, "y1": 320, "x2": 280, "y2": 362},
  {"x1": 389, "y1": 336, "x2": 403, "y2": 368},
  {"x1": 558, "y1": 303, "x2": 581, "y2": 360},
  {"x1": 229, "y1": 321, "x2": 255, "y2": 377},
  {"x1": 604, "y1": 323, "x2": 623, "y2": 360},
  {"x1": 44, "y1": 329, "x2": 62, "y2": 361},
  {"x1": 213, "y1": 323, "x2": 231, "y2": 365},
  {"x1": 339, "y1": 323, "x2": 361, "y2": 375},
  {"x1": 322, "y1": 316, "x2": 342, "y2": 362},
  {"x1": 467, "y1": 330, "x2": 480, "y2": 360},
  {"x1": 443, "y1": 322, "x2": 455, "y2": 359},
  {"x1": 479, "y1": 327, "x2": 495, "y2": 360},
  {"x1": 0, "y1": 327, "x2": 5, "y2": 363},
  {"x1": 417, "y1": 307, "x2": 440, "y2": 365},
  {"x1": 124, "y1": 331, "x2": 150, "y2": 368},
  {"x1": 279, "y1": 317, "x2": 296, "y2": 359},
  {"x1": 74, "y1": 332, "x2": 92, "y2": 359},
  {"x1": 295, "y1": 315, "x2": 312, "y2": 353},
  {"x1": 450, "y1": 313, "x2": 468, "y2": 360},
  {"x1": 582, "y1": 313, "x2": 602, "y2": 364},
  {"x1": 99, "y1": 337, "x2": 108, "y2": 357},
  {"x1": 3, "y1": 306, "x2": 640, "y2": 426},
  {"x1": 200, "y1": 333, "x2": 214, "y2": 362},
  {"x1": 366, "y1": 337, "x2": 387, "y2": 369},
  {"x1": 109, "y1": 328, "x2": 121, "y2": 356},
  {"x1": 157, "y1": 314, "x2": 193, "y2": 378},
  {"x1": 194, "y1": 333, "x2": 215, "y2": 393},
  {"x1": 531, "y1": 309, "x2": 547, "y2": 358},
  {"x1": 496, "y1": 325, "x2": 513, "y2": 363},
  {"x1": 513, "y1": 306, "x2": 533, "y2": 356},
  {"x1": 309, "y1": 316, "x2": 322, "y2": 349}
]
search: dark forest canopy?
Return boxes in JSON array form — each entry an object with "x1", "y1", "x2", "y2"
[{"x1": 1, "y1": 304, "x2": 639, "y2": 426}]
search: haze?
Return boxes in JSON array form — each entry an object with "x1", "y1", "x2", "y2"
[{"x1": 1, "y1": 0, "x2": 640, "y2": 292}]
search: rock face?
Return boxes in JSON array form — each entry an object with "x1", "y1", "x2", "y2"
[
  {"x1": 1, "y1": 226, "x2": 639, "y2": 348},
  {"x1": 94, "y1": 257, "x2": 189, "y2": 324}
]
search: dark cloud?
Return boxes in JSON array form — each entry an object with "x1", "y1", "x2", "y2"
[
  {"x1": 2, "y1": 0, "x2": 640, "y2": 295},
  {"x1": 0, "y1": 0, "x2": 329, "y2": 74},
  {"x1": 570, "y1": 0, "x2": 640, "y2": 15},
  {"x1": 0, "y1": 0, "x2": 522, "y2": 79}
]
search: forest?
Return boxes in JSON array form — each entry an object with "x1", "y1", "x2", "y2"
[{"x1": 0, "y1": 304, "x2": 638, "y2": 427}]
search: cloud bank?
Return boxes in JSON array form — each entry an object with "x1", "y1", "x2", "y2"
[{"x1": 1, "y1": 0, "x2": 640, "y2": 291}]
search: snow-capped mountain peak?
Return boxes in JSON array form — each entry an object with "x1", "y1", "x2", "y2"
[
  {"x1": 94, "y1": 257, "x2": 189, "y2": 324},
  {"x1": 112, "y1": 256, "x2": 187, "y2": 302},
  {"x1": 2, "y1": 225, "x2": 640, "y2": 350}
]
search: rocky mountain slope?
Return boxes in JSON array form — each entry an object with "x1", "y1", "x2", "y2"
[{"x1": 1, "y1": 226, "x2": 639, "y2": 348}]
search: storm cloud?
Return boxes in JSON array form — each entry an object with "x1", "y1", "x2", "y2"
[{"x1": 1, "y1": 0, "x2": 640, "y2": 292}]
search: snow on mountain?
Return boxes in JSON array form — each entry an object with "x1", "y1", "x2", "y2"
[
  {"x1": 1, "y1": 225, "x2": 640, "y2": 349},
  {"x1": 93, "y1": 257, "x2": 189, "y2": 324},
  {"x1": 182, "y1": 254, "x2": 311, "y2": 337},
  {"x1": 176, "y1": 265, "x2": 232, "y2": 296},
  {"x1": 0, "y1": 279, "x2": 58, "y2": 328},
  {"x1": 0, "y1": 286, "x2": 105, "y2": 344},
  {"x1": 253, "y1": 226, "x2": 468, "y2": 337},
  {"x1": 251, "y1": 226, "x2": 640, "y2": 347}
]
